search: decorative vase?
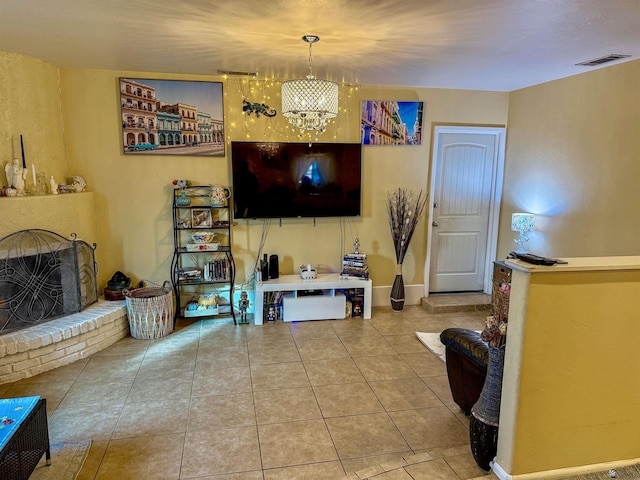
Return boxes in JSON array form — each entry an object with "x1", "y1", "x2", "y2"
[
  {"x1": 470, "y1": 345, "x2": 506, "y2": 471},
  {"x1": 209, "y1": 185, "x2": 231, "y2": 206},
  {"x1": 390, "y1": 264, "x2": 405, "y2": 311},
  {"x1": 176, "y1": 190, "x2": 191, "y2": 206}
]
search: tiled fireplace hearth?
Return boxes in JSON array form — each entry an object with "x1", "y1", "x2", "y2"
[{"x1": 0, "y1": 299, "x2": 128, "y2": 383}]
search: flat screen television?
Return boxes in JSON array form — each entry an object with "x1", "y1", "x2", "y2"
[{"x1": 231, "y1": 142, "x2": 362, "y2": 219}]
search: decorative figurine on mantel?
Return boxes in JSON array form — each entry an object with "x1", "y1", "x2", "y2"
[
  {"x1": 5, "y1": 158, "x2": 27, "y2": 196},
  {"x1": 238, "y1": 290, "x2": 250, "y2": 324},
  {"x1": 50, "y1": 176, "x2": 59, "y2": 194},
  {"x1": 58, "y1": 175, "x2": 87, "y2": 194},
  {"x1": 35, "y1": 172, "x2": 48, "y2": 196},
  {"x1": 69, "y1": 175, "x2": 86, "y2": 192}
]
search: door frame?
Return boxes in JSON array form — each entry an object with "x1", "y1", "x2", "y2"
[{"x1": 424, "y1": 125, "x2": 507, "y2": 296}]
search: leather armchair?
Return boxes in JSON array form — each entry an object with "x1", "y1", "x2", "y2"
[{"x1": 440, "y1": 328, "x2": 489, "y2": 415}]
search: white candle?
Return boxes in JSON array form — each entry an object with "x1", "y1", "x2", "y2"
[{"x1": 32, "y1": 164, "x2": 36, "y2": 186}]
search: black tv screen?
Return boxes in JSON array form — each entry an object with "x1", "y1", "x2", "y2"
[{"x1": 231, "y1": 142, "x2": 362, "y2": 219}]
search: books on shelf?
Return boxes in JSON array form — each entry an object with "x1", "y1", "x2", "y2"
[
  {"x1": 340, "y1": 252, "x2": 369, "y2": 280},
  {"x1": 203, "y1": 259, "x2": 229, "y2": 281},
  {"x1": 178, "y1": 268, "x2": 202, "y2": 282},
  {"x1": 339, "y1": 274, "x2": 370, "y2": 280},
  {"x1": 178, "y1": 259, "x2": 230, "y2": 282}
]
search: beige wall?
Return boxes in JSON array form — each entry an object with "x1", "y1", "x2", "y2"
[
  {"x1": 0, "y1": 52, "x2": 68, "y2": 189},
  {"x1": 498, "y1": 265, "x2": 640, "y2": 475},
  {"x1": 14, "y1": 49, "x2": 640, "y2": 300},
  {"x1": 0, "y1": 52, "x2": 96, "y2": 247},
  {"x1": 499, "y1": 58, "x2": 640, "y2": 259},
  {"x1": 58, "y1": 68, "x2": 508, "y2": 293}
]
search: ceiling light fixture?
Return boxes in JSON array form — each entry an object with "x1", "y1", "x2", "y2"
[{"x1": 281, "y1": 35, "x2": 338, "y2": 144}]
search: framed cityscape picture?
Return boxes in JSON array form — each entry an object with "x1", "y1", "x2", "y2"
[
  {"x1": 360, "y1": 100, "x2": 424, "y2": 146},
  {"x1": 119, "y1": 78, "x2": 225, "y2": 156}
]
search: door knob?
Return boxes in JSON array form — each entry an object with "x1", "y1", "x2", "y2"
[{"x1": 432, "y1": 221, "x2": 439, "y2": 227}]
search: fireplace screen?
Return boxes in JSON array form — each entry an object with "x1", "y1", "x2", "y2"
[{"x1": 0, "y1": 229, "x2": 98, "y2": 334}]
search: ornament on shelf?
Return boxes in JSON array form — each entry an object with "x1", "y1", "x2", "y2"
[
  {"x1": 69, "y1": 175, "x2": 87, "y2": 192},
  {"x1": 172, "y1": 179, "x2": 192, "y2": 189},
  {"x1": 50, "y1": 176, "x2": 59, "y2": 194},
  {"x1": 4, "y1": 158, "x2": 27, "y2": 196},
  {"x1": 35, "y1": 172, "x2": 48, "y2": 196},
  {"x1": 176, "y1": 190, "x2": 191, "y2": 206},
  {"x1": 238, "y1": 290, "x2": 250, "y2": 324}
]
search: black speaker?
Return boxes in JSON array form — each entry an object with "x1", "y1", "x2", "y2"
[
  {"x1": 261, "y1": 254, "x2": 269, "y2": 281},
  {"x1": 269, "y1": 254, "x2": 279, "y2": 279}
]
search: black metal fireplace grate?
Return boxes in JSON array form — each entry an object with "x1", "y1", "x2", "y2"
[{"x1": 0, "y1": 229, "x2": 98, "y2": 334}]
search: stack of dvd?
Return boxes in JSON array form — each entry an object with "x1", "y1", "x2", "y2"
[
  {"x1": 178, "y1": 268, "x2": 202, "y2": 282},
  {"x1": 340, "y1": 253, "x2": 369, "y2": 280}
]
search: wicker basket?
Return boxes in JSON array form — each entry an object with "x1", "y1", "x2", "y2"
[{"x1": 123, "y1": 281, "x2": 174, "y2": 339}]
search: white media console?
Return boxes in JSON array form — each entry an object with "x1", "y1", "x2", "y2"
[{"x1": 253, "y1": 273, "x2": 372, "y2": 325}]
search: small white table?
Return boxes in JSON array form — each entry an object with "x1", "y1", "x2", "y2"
[{"x1": 253, "y1": 273, "x2": 372, "y2": 325}]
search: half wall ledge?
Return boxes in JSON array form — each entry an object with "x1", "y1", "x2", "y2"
[{"x1": 0, "y1": 299, "x2": 128, "y2": 384}]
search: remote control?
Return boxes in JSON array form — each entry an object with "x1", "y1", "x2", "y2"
[{"x1": 508, "y1": 251, "x2": 567, "y2": 266}]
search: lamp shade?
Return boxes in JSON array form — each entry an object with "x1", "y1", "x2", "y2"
[{"x1": 511, "y1": 213, "x2": 535, "y2": 232}]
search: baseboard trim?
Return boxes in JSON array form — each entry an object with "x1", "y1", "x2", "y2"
[
  {"x1": 372, "y1": 284, "x2": 423, "y2": 308},
  {"x1": 491, "y1": 457, "x2": 640, "y2": 480},
  {"x1": 491, "y1": 461, "x2": 511, "y2": 480}
]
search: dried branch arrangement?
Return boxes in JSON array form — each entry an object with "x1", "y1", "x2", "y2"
[{"x1": 385, "y1": 188, "x2": 427, "y2": 264}]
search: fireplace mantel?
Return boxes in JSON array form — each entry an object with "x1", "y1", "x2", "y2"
[{"x1": 0, "y1": 192, "x2": 97, "y2": 245}]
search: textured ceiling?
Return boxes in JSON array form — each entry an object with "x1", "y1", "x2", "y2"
[{"x1": 1, "y1": 0, "x2": 639, "y2": 91}]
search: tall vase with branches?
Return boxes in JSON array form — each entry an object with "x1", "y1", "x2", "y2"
[{"x1": 385, "y1": 188, "x2": 427, "y2": 311}]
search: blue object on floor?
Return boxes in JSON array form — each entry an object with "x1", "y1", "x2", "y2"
[{"x1": 0, "y1": 396, "x2": 40, "y2": 451}]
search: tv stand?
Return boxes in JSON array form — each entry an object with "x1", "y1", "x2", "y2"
[{"x1": 254, "y1": 273, "x2": 372, "y2": 324}]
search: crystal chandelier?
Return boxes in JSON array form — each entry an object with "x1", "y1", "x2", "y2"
[{"x1": 282, "y1": 35, "x2": 338, "y2": 143}]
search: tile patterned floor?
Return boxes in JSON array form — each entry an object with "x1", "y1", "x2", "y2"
[{"x1": 0, "y1": 305, "x2": 492, "y2": 480}]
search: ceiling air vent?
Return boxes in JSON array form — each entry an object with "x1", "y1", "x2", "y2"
[
  {"x1": 576, "y1": 54, "x2": 631, "y2": 67},
  {"x1": 217, "y1": 69, "x2": 258, "y2": 77}
]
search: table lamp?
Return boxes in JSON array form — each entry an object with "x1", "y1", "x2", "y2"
[{"x1": 511, "y1": 213, "x2": 535, "y2": 253}]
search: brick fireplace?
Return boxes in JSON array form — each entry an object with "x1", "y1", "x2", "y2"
[
  {"x1": 0, "y1": 193, "x2": 130, "y2": 383},
  {"x1": 0, "y1": 300, "x2": 128, "y2": 383}
]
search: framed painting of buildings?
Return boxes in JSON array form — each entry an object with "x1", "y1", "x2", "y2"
[
  {"x1": 119, "y1": 78, "x2": 225, "y2": 156},
  {"x1": 360, "y1": 101, "x2": 424, "y2": 146}
]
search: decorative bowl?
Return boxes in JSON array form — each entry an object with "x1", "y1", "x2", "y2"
[{"x1": 190, "y1": 232, "x2": 217, "y2": 243}]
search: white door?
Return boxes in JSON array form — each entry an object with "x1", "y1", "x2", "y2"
[{"x1": 426, "y1": 127, "x2": 505, "y2": 294}]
